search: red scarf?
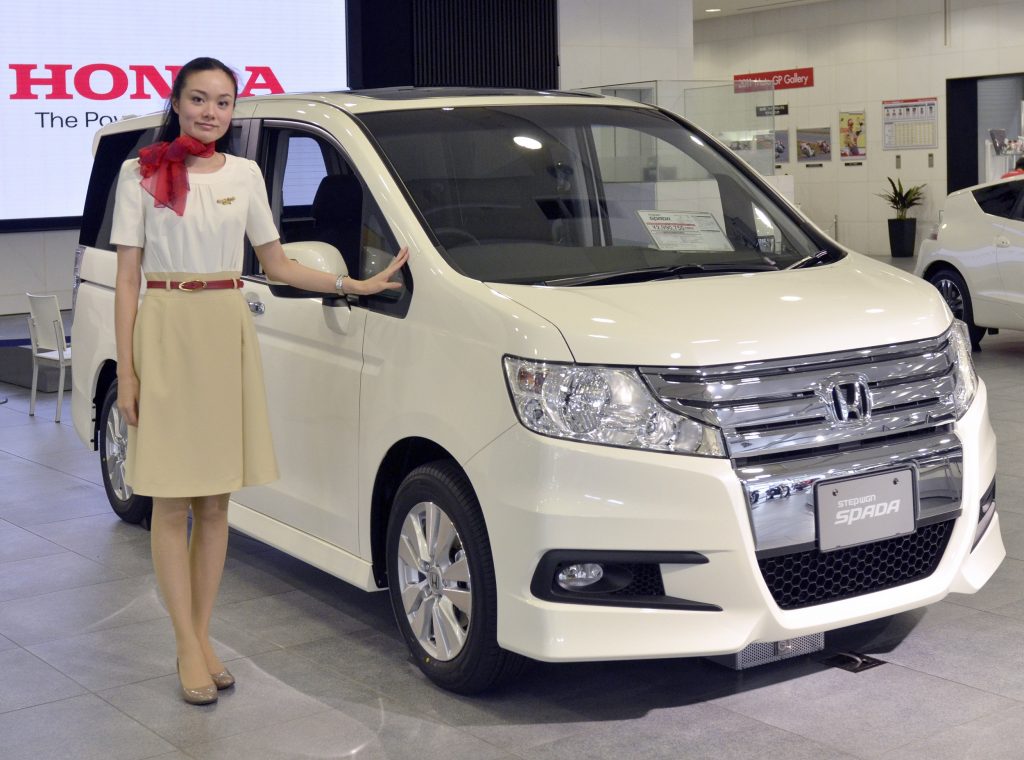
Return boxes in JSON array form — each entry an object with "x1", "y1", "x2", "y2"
[{"x1": 138, "y1": 134, "x2": 216, "y2": 216}]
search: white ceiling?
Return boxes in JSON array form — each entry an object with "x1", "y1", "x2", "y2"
[{"x1": 694, "y1": 0, "x2": 826, "y2": 20}]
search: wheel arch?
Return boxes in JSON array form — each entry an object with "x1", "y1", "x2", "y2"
[
  {"x1": 369, "y1": 437, "x2": 474, "y2": 588},
  {"x1": 921, "y1": 259, "x2": 965, "y2": 283}
]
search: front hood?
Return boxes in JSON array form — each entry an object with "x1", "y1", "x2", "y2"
[{"x1": 488, "y1": 254, "x2": 951, "y2": 366}]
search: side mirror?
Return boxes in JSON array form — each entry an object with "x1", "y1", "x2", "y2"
[{"x1": 268, "y1": 241, "x2": 347, "y2": 302}]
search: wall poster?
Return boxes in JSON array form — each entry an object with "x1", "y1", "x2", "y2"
[
  {"x1": 797, "y1": 127, "x2": 831, "y2": 162},
  {"x1": 882, "y1": 97, "x2": 937, "y2": 150},
  {"x1": 774, "y1": 130, "x2": 790, "y2": 163},
  {"x1": 840, "y1": 111, "x2": 866, "y2": 159}
]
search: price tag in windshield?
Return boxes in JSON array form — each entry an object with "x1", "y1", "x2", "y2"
[{"x1": 637, "y1": 210, "x2": 735, "y2": 252}]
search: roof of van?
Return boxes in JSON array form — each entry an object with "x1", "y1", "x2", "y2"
[
  {"x1": 94, "y1": 87, "x2": 653, "y2": 144},
  {"x1": 248, "y1": 87, "x2": 643, "y2": 114}
]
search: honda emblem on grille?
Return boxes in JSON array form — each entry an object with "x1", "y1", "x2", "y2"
[{"x1": 826, "y1": 376, "x2": 872, "y2": 425}]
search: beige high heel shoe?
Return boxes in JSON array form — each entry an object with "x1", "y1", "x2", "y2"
[
  {"x1": 210, "y1": 668, "x2": 235, "y2": 690},
  {"x1": 177, "y1": 659, "x2": 218, "y2": 705}
]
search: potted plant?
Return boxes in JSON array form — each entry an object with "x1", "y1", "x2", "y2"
[{"x1": 878, "y1": 177, "x2": 926, "y2": 257}]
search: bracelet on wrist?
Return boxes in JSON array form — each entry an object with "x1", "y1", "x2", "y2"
[{"x1": 335, "y1": 273, "x2": 346, "y2": 295}]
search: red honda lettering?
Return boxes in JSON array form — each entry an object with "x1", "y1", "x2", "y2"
[
  {"x1": 73, "y1": 63, "x2": 128, "y2": 101},
  {"x1": 128, "y1": 65, "x2": 182, "y2": 99},
  {"x1": 239, "y1": 66, "x2": 284, "y2": 97},
  {"x1": 9, "y1": 64, "x2": 73, "y2": 99}
]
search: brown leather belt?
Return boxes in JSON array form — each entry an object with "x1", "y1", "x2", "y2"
[{"x1": 146, "y1": 278, "x2": 243, "y2": 291}]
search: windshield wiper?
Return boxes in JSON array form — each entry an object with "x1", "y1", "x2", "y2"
[
  {"x1": 788, "y1": 249, "x2": 836, "y2": 269},
  {"x1": 543, "y1": 263, "x2": 773, "y2": 287}
]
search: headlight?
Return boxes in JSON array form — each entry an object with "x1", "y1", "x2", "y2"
[
  {"x1": 949, "y1": 320, "x2": 978, "y2": 418},
  {"x1": 503, "y1": 357, "x2": 725, "y2": 456}
]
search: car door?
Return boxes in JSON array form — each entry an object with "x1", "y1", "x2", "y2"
[{"x1": 232, "y1": 112, "x2": 373, "y2": 556}]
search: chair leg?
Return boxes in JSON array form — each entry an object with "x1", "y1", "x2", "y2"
[
  {"x1": 29, "y1": 362, "x2": 38, "y2": 417},
  {"x1": 55, "y1": 363, "x2": 65, "y2": 423}
]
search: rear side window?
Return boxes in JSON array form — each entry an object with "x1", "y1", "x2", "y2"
[
  {"x1": 79, "y1": 124, "x2": 245, "y2": 250},
  {"x1": 972, "y1": 181, "x2": 1024, "y2": 219},
  {"x1": 79, "y1": 128, "x2": 158, "y2": 250}
]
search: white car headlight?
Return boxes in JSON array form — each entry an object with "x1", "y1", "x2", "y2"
[
  {"x1": 949, "y1": 320, "x2": 978, "y2": 418},
  {"x1": 503, "y1": 357, "x2": 725, "y2": 456}
]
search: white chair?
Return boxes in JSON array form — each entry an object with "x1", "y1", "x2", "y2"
[{"x1": 26, "y1": 293, "x2": 72, "y2": 422}]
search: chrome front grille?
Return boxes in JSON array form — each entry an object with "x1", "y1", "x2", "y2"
[
  {"x1": 641, "y1": 330, "x2": 964, "y2": 554},
  {"x1": 641, "y1": 332, "x2": 957, "y2": 461}
]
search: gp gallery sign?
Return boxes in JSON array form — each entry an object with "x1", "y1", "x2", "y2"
[{"x1": 734, "y1": 67, "x2": 814, "y2": 93}]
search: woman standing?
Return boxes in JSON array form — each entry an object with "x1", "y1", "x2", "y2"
[{"x1": 111, "y1": 57, "x2": 407, "y2": 705}]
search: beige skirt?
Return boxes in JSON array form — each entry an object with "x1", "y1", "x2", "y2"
[{"x1": 125, "y1": 271, "x2": 278, "y2": 497}]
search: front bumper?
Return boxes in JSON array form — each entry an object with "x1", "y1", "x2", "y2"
[{"x1": 466, "y1": 381, "x2": 1002, "y2": 662}]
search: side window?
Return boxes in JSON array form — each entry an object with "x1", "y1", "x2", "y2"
[
  {"x1": 973, "y1": 182, "x2": 1023, "y2": 219},
  {"x1": 255, "y1": 125, "x2": 408, "y2": 311},
  {"x1": 80, "y1": 127, "x2": 158, "y2": 250}
]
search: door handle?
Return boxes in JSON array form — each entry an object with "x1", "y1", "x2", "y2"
[
  {"x1": 995, "y1": 236, "x2": 1011, "y2": 248},
  {"x1": 247, "y1": 298, "x2": 265, "y2": 315}
]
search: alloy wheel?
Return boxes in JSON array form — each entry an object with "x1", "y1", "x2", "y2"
[
  {"x1": 395, "y1": 500, "x2": 472, "y2": 661},
  {"x1": 104, "y1": 404, "x2": 131, "y2": 502}
]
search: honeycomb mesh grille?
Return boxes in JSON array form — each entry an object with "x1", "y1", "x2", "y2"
[
  {"x1": 610, "y1": 563, "x2": 665, "y2": 597},
  {"x1": 758, "y1": 521, "x2": 954, "y2": 610}
]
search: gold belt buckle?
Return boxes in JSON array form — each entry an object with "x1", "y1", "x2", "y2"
[{"x1": 178, "y1": 279, "x2": 207, "y2": 291}]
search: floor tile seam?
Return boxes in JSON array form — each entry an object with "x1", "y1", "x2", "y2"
[
  {"x1": 0, "y1": 445, "x2": 104, "y2": 486},
  {"x1": 0, "y1": 546, "x2": 69, "y2": 567},
  {"x1": 863, "y1": 658, "x2": 1024, "y2": 708},
  {"x1": 863, "y1": 697, "x2": 1024, "y2": 758},
  {"x1": 11, "y1": 644, "x2": 111, "y2": 698},
  {"x1": 0, "y1": 555, "x2": 132, "y2": 602},
  {"x1": 2, "y1": 603, "x2": 170, "y2": 649},
  {"x1": 89, "y1": 687, "x2": 193, "y2": 753},
  {"x1": 174, "y1": 703, "x2": 341, "y2": 753},
  {"x1": 0, "y1": 566, "x2": 158, "y2": 606},
  {"x1": 19, "y1": 520, "x2": 144, "y2": 550},
  {"x1": 0, "y1": 690, "x2": 98, "y2": 721},
  {"x1": 703, "y1": 703, "x2": 860, "y2": 757},
  {"x1": 943, "y1": 594, "x2": 1024, "y2": 619}
]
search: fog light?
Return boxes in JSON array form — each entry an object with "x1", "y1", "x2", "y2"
[{"x1": 557, "y1": 562, "x2": 604, "y2": 590}]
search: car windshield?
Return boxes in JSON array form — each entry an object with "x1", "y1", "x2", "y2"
[{"x1": 360, "y1": 104, "x2": 834, "y2": 285}]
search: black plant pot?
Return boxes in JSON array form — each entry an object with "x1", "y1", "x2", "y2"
[{"x1": 887, "y1": 218, "x2": 917, "y2": 258}]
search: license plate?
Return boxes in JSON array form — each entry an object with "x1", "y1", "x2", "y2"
[{"x1": 816, "y1": 468, "x2": 917, "y2": 552}]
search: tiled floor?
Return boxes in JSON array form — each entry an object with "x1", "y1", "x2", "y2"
[{"x1": 0, "y1": 327, "x2": 1023, "y2": 760}]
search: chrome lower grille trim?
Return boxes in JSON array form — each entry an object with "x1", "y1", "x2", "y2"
[{"x1": 737, "y1": 430, "x2": 961, "y2": 554}]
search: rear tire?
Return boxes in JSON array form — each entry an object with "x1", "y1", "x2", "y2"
[
  {"x1": 926, "y1": 268, "x2": 986, "y2": 349},
  {"x1": 98, "y1": 381, "x2": 152, "y2": 526},
  {"x1": 386, "y1": 460, "x2": 526, "y2": 693}
]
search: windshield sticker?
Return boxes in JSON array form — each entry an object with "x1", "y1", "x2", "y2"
[{"x1": 636, "y1": 211, "x2": 735, "y2": 252}]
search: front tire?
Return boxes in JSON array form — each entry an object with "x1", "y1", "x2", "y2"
[
  {"x1": 927, "y1": 268, "x2": 986, "y2": 349},
  {"x1": 98, "y1": 381, "x2": 152, "y2": 526},
  {"x1": 386, "y1": 461, "x2": 526, "y2": 693}
]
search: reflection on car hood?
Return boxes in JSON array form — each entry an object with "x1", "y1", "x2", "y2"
[{"x1": 488, "y1": 253, "x2": 951, "y2": 366}]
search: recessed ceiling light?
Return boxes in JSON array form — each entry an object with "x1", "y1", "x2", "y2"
[{"x1": 706, "y1": 7, "x2": 722, "y2": 11}]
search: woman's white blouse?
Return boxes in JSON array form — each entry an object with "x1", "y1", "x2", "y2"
[{"x1": 110, "y1": 153, "x2": 279, "y2": 275}]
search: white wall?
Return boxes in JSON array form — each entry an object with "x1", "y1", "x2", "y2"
[
  {"x1": 559, "y1": 0, "x2": 695, "y2": 89},
  {"x1": 0, "y1": 231, "x2": 77, "y2": 316},
  {"x1": 694, "y1": 0, "x2": 1024, "y2": 256}
]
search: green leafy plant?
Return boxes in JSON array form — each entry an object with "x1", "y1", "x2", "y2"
[{"x1": 878, "y1": 177, "x2": 926, "y2": 220}]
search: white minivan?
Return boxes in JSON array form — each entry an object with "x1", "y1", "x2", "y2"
[{"x1": 73, "y1": 88, "x2": 1003, "y2": 693}]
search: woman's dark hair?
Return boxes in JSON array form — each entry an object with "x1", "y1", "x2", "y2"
[{"x1": 156, "y1": 57, "x2": 238, "y2": 152}]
